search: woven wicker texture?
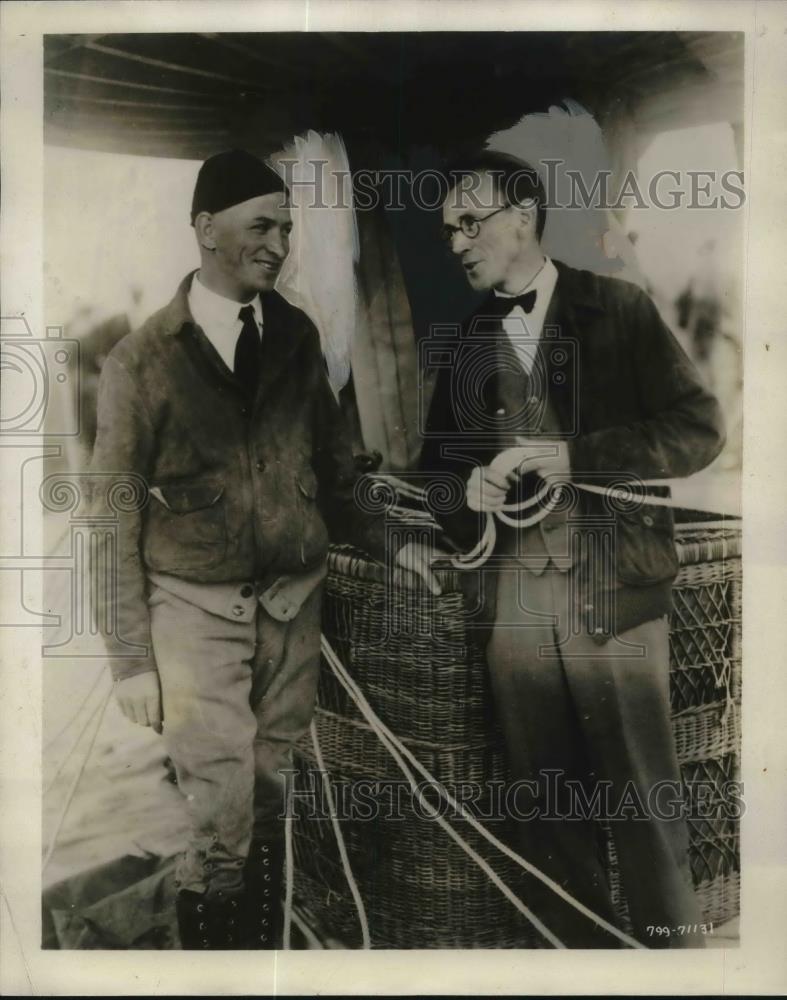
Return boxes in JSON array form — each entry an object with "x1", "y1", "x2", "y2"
[
  {"x1": 292, "y1": 807, "x2": 539, "y2": 949},
  {"x1": 293, "y1": 526, "x2": 741, "y2": 947}
]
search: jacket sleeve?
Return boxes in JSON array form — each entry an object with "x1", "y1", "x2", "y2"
[
  {"x1": 89, "y1": 354, "x2": 157, "y2": 681},
  {"x1": 568, "y1": 286, "x2": 726, "y2": 479},
  {"x1": 417, "y1": 365, "x2": 489, "y2": 551},
  {"x1": 310, "y1": 360, "x2": 389, "y2": 562}
]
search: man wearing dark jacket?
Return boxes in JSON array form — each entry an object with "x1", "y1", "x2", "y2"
[
  {"x1": 90, "y1": 150, "x2": 384, "y2": 949},
  {"x1": 407, "y1": 151, "x2": 725, "y2": 948}
]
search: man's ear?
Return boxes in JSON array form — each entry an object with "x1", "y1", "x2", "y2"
[
  {"x1": 194, "y1": 212, "x2": 217, "y2": 252},
  {"x1": 514, "y1": 202, "x2": 536, "y2": 231},
  {"x1": 513, "y1": 203, "x2": 539, "y2": 244}
]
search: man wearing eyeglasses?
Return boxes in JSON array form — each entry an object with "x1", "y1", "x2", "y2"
[{"x1": 407, "y1": 150, "x2": 725, "y2": 947}]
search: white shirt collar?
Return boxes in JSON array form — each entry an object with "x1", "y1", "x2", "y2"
[
  {"x1": 493, "y1": 257, "x2": 559, "y2": 376},
  {"x1": 190, "y1": 273, "x2": 263, "y2": 331},
  {"x1": 188, "y1": 273, "x2": 263, "y2": 372}
]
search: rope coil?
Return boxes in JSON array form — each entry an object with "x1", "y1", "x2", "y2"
[
  {"x1": 317, "y1": 634, "x2": 644, "y2": 949},
  {"x1": 452, "y1": 474, "x2": 724, "y2": 571}
]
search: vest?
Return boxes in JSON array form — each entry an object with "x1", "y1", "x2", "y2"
[{"x1": 492, "y1": 290, "x2": 576, "y2": 576}]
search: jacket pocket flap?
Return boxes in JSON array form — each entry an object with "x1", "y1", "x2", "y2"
[
  {"x1": 151, "y1": 481, "x2": 224, "y2": 514},
  {"x1": 617, "y1": 501, "x2": 673, "y2": 533},
  {"x1": 295, "y1": 469, "x2": 319, "y2": 500},
  {"x1": 614, "y1": 501, "x2": 678, "y2": 585}
]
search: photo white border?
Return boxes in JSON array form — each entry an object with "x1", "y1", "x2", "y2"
[{"x1": 1, "y1": 0, "x2": 785, "y2": 994}]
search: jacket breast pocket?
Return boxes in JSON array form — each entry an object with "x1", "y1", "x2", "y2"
[
  {"x1": 614, "y1": 502, "x2": 679, "y2": 586},
  {"x1": 143, "y1": 478, "x2": 227, "y2": 574},
  {"x1": 294, "y1": 468, "x2": 329, "y2": 567}
]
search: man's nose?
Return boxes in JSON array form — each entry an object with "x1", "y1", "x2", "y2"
[
  {"x1": 450, "y1": 231, "x2": 472, "y2": 255},
  {"x1": 265, "y1": 228, "x2": 288, "y2": 260}
]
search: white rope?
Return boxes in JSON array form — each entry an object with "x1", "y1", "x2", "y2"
[
  {"x1": 666, "y1": 519, "x2": 740, "y2": 532},
  {"x1": 320, "y1": 636, "x2": 644, "y2": 950},
  {"x1": 448, "y1": 516, "x2": 496, "y2": 570},
  {"x1": 42, "y1": 682, "x2": 113, "y2": 874},
  {"x1": 378, "y1": 475, "x2": 428, "y2": 501},
  {"x1": 576, "y1": 480, "x2": 697, "y2": 507},
  {"x1": 289, "y1": 905, "x2": 324, "y2": 949},
  {"x1": 310, "y1": 719, "x2": 371, "y2": 948},
  {"x1": 43, "y1": 685, "x2": 110, "y2": 797},
  {"x1": 43, "y1": 665, "x2": 107, "y2": 752},
  {"x1": 450, "y1": 474, "x2": 733, "y2": 571},
  {"x1": 495, "y1": 487, "x2": 563, "y2": 529},
  {"x1": 499, "y1": 476, "x2": 552, "y2": 512},
  {"x1": 321, "y1": 640, "x2": 564, "y2": 949}
]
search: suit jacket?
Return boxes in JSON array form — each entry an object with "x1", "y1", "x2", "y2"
[
  {"x1": 419, "y1": 259, "x2": 726, "y2": 638},
  {"x1": 90, "y1": 272, "x2": 384, "y2": 680}
]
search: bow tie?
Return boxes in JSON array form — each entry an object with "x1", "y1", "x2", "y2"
[{"x1": 492, "y1": 289, "x2": 537, "y2": 316}]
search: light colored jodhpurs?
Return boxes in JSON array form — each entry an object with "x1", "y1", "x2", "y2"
[{"x1": 147, "y1": 565, "x2": 325, "y2": 896}]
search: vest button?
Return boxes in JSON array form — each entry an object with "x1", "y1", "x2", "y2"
[
  {"x1": 642, "y1": 514, "x2": 655, "y2": 527},
  {"x1": 256, "y1": 460, "x2": 265, "y2": 472}
]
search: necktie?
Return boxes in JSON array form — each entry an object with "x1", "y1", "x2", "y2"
[
  {"x1": 234, "y1": 304, "x2": 260, "y2": 396},
  {"x1": 492, "y1": 289, "x2": 537, "y2": 316}
]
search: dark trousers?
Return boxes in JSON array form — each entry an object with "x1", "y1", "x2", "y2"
[{"x1": 485, "y1": 557, "x2": 703, "y2": 948}]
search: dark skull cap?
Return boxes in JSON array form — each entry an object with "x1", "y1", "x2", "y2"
[{"x1": 190, "y1": 149, "x2": 287, "y2": 225}]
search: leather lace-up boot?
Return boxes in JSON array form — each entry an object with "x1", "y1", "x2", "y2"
[
  {"x1": 176, "y1": 887, "x2": 242, "y2": 950},
  {"x1": 241, "y1": 837, "x2": 286, "y2": 949}
]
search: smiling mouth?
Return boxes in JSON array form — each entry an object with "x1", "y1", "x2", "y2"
[
  {"x1": 463, "y1": 260, "x2": 482, "y2": 272},
  {"x1": 255, "y1": 260, "x2": 280, "y2": 273}
]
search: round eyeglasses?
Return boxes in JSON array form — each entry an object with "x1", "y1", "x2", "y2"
[{"x1": 440, "y1": 205, "x2": 509, "y2": 245}]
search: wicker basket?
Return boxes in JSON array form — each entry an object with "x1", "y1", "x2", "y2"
[{"x1": 293, "y1": 526, "x2": 741, "y2": 947}]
